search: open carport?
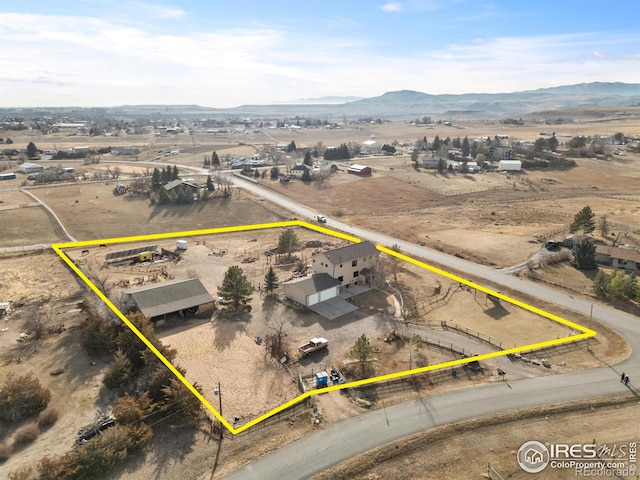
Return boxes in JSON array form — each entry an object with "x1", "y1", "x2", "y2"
[{"x1": 309, "y1": 296, "x2": 359, "y2": 320}]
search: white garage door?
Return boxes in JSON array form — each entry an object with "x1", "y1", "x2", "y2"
[
  {"x1": 319, "y1": 287, "x2": 338, "y2": 302},
  {"x1": 307, "y1": 293, "x2": 320, "y2": 306}
]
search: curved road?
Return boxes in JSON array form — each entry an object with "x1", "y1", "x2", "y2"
[{"x1": 224, "y1": 176, "x2": 640, "y2": 480}]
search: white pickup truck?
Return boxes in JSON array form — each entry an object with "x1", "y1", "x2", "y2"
[{"x1": 298, "y1": 337, "x2": 329, "y2": 357}]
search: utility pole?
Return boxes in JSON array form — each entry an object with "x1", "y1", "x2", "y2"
[
  {"x1": 586, "y1": 304, "x2": 594, "y2": 352},
  {"x1": 217, "y1": 382, "x2": 223, "y2": 439}
]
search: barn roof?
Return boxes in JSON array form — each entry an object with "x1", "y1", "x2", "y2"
[
  {"x1": 316, "y1": 241, "x2": 378, "y2": 266},
  {"x1": 125, "y1": 278, "x2": 214, "y2": 318}
]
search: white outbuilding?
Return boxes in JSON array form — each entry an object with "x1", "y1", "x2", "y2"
[
  {"x1": 18, "y1": 163, "x2": 44, "y2": 174},
  {"x1": 498, "y1": 160, "x2": 522, "y2": 172}
]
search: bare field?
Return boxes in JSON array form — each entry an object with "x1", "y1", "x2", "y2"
[{"x1": 33, "y1": 184, "x2": 285, "y2": 240}]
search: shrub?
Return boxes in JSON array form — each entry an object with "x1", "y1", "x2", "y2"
[
  {"x1": 103, "y1": 350, "x2": 134, "y2": 389},
  {"x1": 0, "y1": 441, "x2": 12, "y2": 462},
  {"x1": 38, "y1": 423, "x2": 152, "y2": 480},
  {"x1": 0, "y1": 374, "x2": 51, "y2": 422},
  {"x1": 14, "y1": 423, "x2": 40, "y2": 445},
  {"x1": 80, "y1": 314, "x2": 117, "y2": 356},
  {"x1": 8, "y1": 466, "x2": 34, "y2": 480},
  {"x1": 37, "y1": 407, "x2": 59, "y2": 429}
]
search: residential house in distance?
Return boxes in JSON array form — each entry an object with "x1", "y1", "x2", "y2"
[
  {"x1": 595, "y1": 246, "x2": 640, "y2": 273},
  {"x1": 290, "y1": 163, "x2": 312, "y2": 179},
  {"x1": 163, "y1": 179, "x2": 199, "y2": 199},
  {"x1": 312, "y1": 241, "x2": 379, "y2": 288}
]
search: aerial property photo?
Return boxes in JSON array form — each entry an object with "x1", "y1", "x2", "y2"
[{"x1": 1, "y1": 1, "x2": 640, "y2": 480}]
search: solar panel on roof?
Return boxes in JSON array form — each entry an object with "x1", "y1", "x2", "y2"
[{"x1": 105, "y1": 245, "x2": 157, "y2": 261}]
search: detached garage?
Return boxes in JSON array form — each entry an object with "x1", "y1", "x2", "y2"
[{"x1": 283, "y1": 273, "x2": 340, "y2": 307}]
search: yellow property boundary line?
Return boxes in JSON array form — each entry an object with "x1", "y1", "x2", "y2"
[{"x1": 52, "y1": 221, "x2": 595, "y2": 434}]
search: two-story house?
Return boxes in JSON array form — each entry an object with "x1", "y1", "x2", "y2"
[{"x1": 311, "y1": 241, "x2": 379, "y2": 287}]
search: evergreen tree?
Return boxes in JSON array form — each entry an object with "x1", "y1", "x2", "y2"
[
  {"x1": 570, "y1": 206, "x2": 596, "y2": 235},
  {"x1": 303, "y1": 150, "x2": 313, "y2": 166},
  {"x1": 592, "y1": 270, "x2": 610, "y2": 297},
  {"x1": 277, "y1": 228, "x2": 299, "y2": 258},
  {"x1": 351, "y1": 334, "x2": 373, "y2": 374},
  {"x1": 171, "y1": 165, "x2": 179, "y2": 181},
  {"x1": 547, "y1": 135, "x2": 559, "y2": 152},
  {"x1": 203, "y1": 155, "x2": 210, "y2": 167},
  {"x1": 470, "y1": 141, "x2": 478, "y2": 158},
  {"x1": 206, "y1": 175, "x2": 214, "y2": 191},
  {"x1": 300, "y1": 168, "x2": 312, "y2": 182},
  {"x1": 158, "y1": 187, "x2": 171, "y2": 205},
  {"x1": 212, "y1": 151, "x2": 220, "y2": 167},
  {"x1": 26, "y1": 141, "x2": 38, "y2": 158},
  {"x1": 264, "y1": 266, "x2": 279, "y2": 295},
  {"x1": 461, "y1": 136, "x2": 470, "y2": 157},
  {"x1": 437, "y1": 158, "x2": 446, "y2": 173},
  {"x1": 217, "y1": 265, "x2": 253, "y2": 311},
  {"x1": 287, "y1": 140, "x2": 297, "y2": 152},
  {"x1": 452, "y1": 137, "x2": 461, "y2": 148},
  {"x1": 151, "y1": 168, "x2": 161, "y2": 190},
  {"x1": 160, "y1": 166, "x2": 169, "y2": 185},
  {"x1": 432, "y1": 135, "x2": 441, "y2": 151},
  {"x1": 176, "y1": 187, "x2": 194, "y2": 204},
  {"x1": 571, "y1": 237, "x2": 597, "y2": 270}
]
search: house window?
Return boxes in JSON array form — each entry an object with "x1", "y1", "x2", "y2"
[
  {"x1": 353, "y1": 271, "x2": 359, "y2": 278},
  {"x1": 338, "y1": 276, "x2": 344, "y2": 282},
  {"x1": 352, "y1": 260, "x2": 358, "y2": 267}
]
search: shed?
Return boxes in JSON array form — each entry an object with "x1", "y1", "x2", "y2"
[
  {"x1": 124, "y1": 278, "x2": 215, "y2": 320},
  {"x1": 283, "y1": 273, "x2": 340, "y2": 307},
  {"x1": 18, "y1": 163, "x2": 44, "y2": 174},
  {"x1": 498, "y1": 160, "x2": 522, "y2": 172},
  {"x1": 347, "y1": 164, "x2": 372, "y2": 176}
]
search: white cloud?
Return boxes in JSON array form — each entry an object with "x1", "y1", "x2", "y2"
[
  {"x1": 0, "y1": 12, "x2": 638, "y2": 107},
  {"x1": 381, "y1": 2, "x2": 403, "y2": 12}
]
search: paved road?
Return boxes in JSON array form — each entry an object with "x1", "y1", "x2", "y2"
[{"x1": 225, "y1": 176, "x2": 640, "y2": 480}]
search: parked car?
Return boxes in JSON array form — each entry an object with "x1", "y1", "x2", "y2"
[
  {"x1": 545, "y1": 240, "x2": 562, "y2": 251},
  {"x1": 316, "y1": 215, "x2": 327, "y2": 223}
]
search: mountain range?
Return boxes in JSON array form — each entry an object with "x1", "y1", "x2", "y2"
[
  {"x1": 229, "y1": 82, "x2": 640, "y2": 119},
  {"x1": 2, "y1": 83, "x2": 639, "y2": 120}
]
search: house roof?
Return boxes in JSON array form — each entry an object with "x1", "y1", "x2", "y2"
[
  {"x1": 284, "y1": 273, "x2": 340, "y2": 295},
  {"x1": 316, "y1": 241, "x2": 378, "y2": 266},
  {"x1": 595, "y1": 245, "x2": 640, "y2": 263},
  {"x1": 163, "y1": 179, "x2": 198, "y2": 191},
  {"x1": 125, "y1": 278, "x2": 215, "y2": 318},
  {"x1": 291, "y1": 163, "x2": 312, "y2": 171}
]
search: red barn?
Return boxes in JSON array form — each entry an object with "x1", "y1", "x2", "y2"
[{"x1": 347, "y1": 164, "x2": 372, "y2": 176}]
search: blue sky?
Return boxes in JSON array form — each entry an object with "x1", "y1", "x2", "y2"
[{"x1": 1, "y1": 1, "x2": 638, "y2": 107}]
